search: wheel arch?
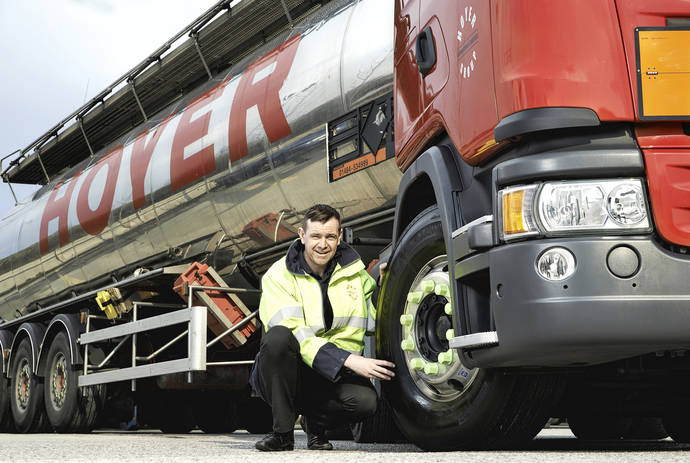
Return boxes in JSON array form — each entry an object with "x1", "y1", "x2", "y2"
[
  {"x1": 0, "y1": 330, "x2": 13, "y2": 376},
  {"x1": 36, "y1": 314, "x2": 83, "y2": 377},
  {"x1": 7, "y1": 323, "x2": 46, "y2": 378},
  {"x1": 392, "y1": 145, "x2": 464, "y2": 250}
]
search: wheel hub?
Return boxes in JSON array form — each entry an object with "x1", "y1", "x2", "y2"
[
  {"x1": 400, "y1": 256, "x2": 478, "y2": 402},
  {"x1": 50, "y1": 353, "x2": 68, "y2": 410},
  {"x1": 15, "y1": 359, "x2": 31, "y2": 411}
]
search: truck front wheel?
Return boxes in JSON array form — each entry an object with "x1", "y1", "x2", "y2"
[{"x1": 378, "y1": 206, "x2": 560, "y2": 450}]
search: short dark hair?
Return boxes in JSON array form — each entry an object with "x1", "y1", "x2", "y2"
[{"x1": 301, "y1": 204, "x2": 341, "y2": 230}]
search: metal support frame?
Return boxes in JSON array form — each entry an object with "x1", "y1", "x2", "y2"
[
  {"x1": 128, "y1": 79, "x2": 148, "y2": 122},
  {"x1": 78, "y1": 306, "x2": 207, "y2": 387},
  {"x1": 77, "y1": 117, "x2": 95, "y2": 158},
  {"x1": 35, "y1": 149, "x2": 51, "y2": 184},
  {"x1": 280, "y1": 0, "x2": 294, "y2": 29},
  {"x1": 2, "y1": 174, "x2": 18, "y2": 204},
  {"x1": 192, "y1": 32, "x2": 214, "y2": 80},
  {"x1": 207, "y1": 310, "x2": 259, "y2": 348}
]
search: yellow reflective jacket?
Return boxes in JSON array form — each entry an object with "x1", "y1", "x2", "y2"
[{"x1": 259, "y1": 241, "x2": 377, "y2": 381}]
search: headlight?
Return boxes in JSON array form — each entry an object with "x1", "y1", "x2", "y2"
[{"x1": 499, "y1": 179, "x2": 651, "y2": 241}]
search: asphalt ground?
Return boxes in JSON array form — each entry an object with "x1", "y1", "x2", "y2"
[{"x1": 0, "y1": 427, "x2": 688, "y2": 463}]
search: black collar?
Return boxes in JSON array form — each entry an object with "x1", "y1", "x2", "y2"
[{"x1": 285, "y1": 240, "x2": 360, "y2": 276}]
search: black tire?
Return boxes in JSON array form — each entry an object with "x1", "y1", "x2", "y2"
[
  {"x1": 238, "y1": 397, "x2": 272, "y2": 434},
  {"x1": 350, "y1": 398, "x2": 405, "y2": 443},
  {"x1": 662, "y1": 416, "x2": 690, "y2": 443},
  {"x1": 0, "y1": 374, "x2": 14, "y2": 432},
  {"x1": 10, "y1": 338, "x2": 49, "y2": 433},
  {"x1": 623, "y1": 417, "x2": 667, "y2": 440},
  {"x1": 378, "y1": 206, "x2": 562, "y2": 450},
  {"x1": 195, "y1": 392, "x2": 239, "y2": 434},
  {"x1": 568, "y1": 414, "x2": 632, "y2": 440},
  {"x1": 43, "y1": 331, "x2": 102, "y2": 432}
]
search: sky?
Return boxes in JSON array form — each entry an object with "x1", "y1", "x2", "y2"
[{"x1": 0, "y1": 0, "x2": 222, "y2": 219}]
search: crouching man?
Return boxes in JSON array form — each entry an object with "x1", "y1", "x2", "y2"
[{"x1": 250, "y1": 204, "x2": 395, "y2": 451}]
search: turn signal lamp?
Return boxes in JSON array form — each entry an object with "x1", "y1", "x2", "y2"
[{"x1": 500, "y1": 186, "x2": 538, "y2": 239}]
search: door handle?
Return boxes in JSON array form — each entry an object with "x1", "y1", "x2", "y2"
[{"x1": 415, "y1": 26, "x2": 436, "y2": 77}]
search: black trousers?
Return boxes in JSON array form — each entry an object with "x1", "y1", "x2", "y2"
[{"x1": 252, "y1": 325, "x2": 377, "y2": 433}]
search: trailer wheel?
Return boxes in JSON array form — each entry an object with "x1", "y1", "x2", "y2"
[
  {"x1": 10, "y1": 338, "x2": 48, "y2": 432},
  {"x1": 567, "y1": 414, "x2": 631, "y2": 440},
  {"x1": 0, "y1": 374, "x2": 14, "y2": 432},
  {"x1": 662, "y1": 416, "x2": 690, "y2": 443},
  {"x1": 378, "y1": 206, "x2": 560, "y2": 450},
  {"x1": 195, "y1": 392, "x2": 239, "y2": 433},
  {"x1": 44, "y1": 331, "x2": 102, "y2": 432},
  {"x1": 239, "y1": 397, "x2": 272, "y2": 434},
  {"x1": 623, "y1": 417, "x2": 667, "y2": 440}
]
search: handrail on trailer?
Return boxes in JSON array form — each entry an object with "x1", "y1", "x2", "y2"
[{"x1": 78, "y1": 281, "x2": 261, "y2": 388}]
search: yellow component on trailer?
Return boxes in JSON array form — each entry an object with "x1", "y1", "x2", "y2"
[
  {"x1": 95, "y1": 290, "x2": 119, "y2": 319},
  {"x1": 95, "y1": 287, "x2": 133, "y2": 319}
]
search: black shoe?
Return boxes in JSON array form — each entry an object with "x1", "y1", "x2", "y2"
[
  {"x1": 300, "y1": 416, "x2": 333, "y2": 451},
  {"x1": 255, "y1": 432, "x2": 294, "y2": 451}
]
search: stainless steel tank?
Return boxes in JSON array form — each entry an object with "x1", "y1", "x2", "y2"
[{"x1": 0, "y1": 0, "x2": 399, "y2": 321}]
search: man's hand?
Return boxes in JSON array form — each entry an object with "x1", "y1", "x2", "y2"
[{"x1": 344, "y1": 354, "x2": 395, "y2": 380}]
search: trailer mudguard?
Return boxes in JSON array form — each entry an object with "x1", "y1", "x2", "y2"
[
  {"x1": 36, "y1": 314, "x2": 83, "y2": 376},
  {"x1": 7, "y1": 323, "x2": 46, "y2": 377},
  {"x1": 0, "y1": 330, "x2": 12, "y2": 375}
]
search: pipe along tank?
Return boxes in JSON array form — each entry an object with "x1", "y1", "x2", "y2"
[{"x1": 0, "y1": 0, "x2": 399, "y2": 323}]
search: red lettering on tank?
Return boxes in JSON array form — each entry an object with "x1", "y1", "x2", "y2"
[
  {"x1": 39, "y1": 172, "x2": 82, "y2": 255},
  {"x1": 76, "y1": 145, "x2": 123, "y2": 235},
  {"x1": 228, "y1": 34, "x2": 301, "y2": 163},
  {"x1": 130, "y1": 114, "x2": 174, "y2": 210},
  {"x1": 170, "y1": 84, "x2": 226, "y2": 192}
]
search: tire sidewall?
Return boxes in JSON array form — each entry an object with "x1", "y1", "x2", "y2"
[
  {"x1": 378, "y1": 206, "x2": 514, "y2": 449},
  {"x1": 10, "y1": 339, "x2": 44, "y2": 432},
  {"x1": 44, "y1": 331, "x2": 79, "y2": 430}
]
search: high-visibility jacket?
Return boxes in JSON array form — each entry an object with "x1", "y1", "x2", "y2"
[{"x1": 258, "y1": 241, "x2": 377, "y2": 381}]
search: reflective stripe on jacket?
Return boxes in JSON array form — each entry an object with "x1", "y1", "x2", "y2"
[{"x1": 259, "y1": 241, "x2": 377, "y2": 381}]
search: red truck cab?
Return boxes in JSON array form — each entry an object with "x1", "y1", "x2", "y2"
[{"x1": 381, "y1": 0, "x2": 690, "y2": 450}]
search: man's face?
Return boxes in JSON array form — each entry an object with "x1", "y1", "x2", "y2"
[{"x1": 298, "y1": 217, "x2": 341, "y2": 274}]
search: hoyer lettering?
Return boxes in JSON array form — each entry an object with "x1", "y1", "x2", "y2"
[{"x1": 39, "y1": 36, "x2": 301, "y2": 255}]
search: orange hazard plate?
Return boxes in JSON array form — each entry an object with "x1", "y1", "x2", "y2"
[{"x1": 636, "y1": 28, "x2": 690, "y2": 119}]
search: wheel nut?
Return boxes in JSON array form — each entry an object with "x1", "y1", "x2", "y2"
[
  {"x1": 435, "y1": 283, "x2": 450, "y2": 298},
  {"x1": 401, "y1": 337, "x2": 415, "y2": 351},
  {"x1": 407, "y1": 291, "x2": 423, "y2": 303},
  {"x1": 444, "y1": 302, "x2": 452, "y2": 315},
  {"x1": 446, "y1": 329, "x2": 455, "y2": 341},
  {"x1": 424, "y1": 363, "x2": 440, "y2": 375},
  {"x1": 438, "y1": 350, "x2": 453, "y2": 365},
  {"x1": 420, "y1": 280, "x2": 435, "y2": 294},
  {"x1": 410, "y1": 358, "x2": 425, "y2": 370},
  {"x1": 399, "y1": 314, "x2": 413, "y2": 327}
]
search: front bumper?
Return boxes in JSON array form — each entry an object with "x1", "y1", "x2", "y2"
[{"x1": 463, "y1": 236, "x2": 690, "y2": 369}]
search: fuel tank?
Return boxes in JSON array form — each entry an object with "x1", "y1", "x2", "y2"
[{"x1": 0, "y1": 0, "x2": 398, "y2": 321}]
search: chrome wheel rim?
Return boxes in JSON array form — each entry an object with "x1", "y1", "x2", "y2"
[
  {"x1": 15, "y1": 359, "x2": 31, "y2": 411},
  {"x1": 400, "y1": 255, "x2": 478, "y2": 402},
  {"x1": 50, "y1": 353, "x2": 68, "y2": 410}
]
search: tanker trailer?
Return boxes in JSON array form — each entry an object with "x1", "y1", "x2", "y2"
[{"x1": 0, "y1": 0, "x2": 399, "y2": 434}]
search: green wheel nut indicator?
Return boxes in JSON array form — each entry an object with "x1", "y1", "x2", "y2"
[
  {"x1": 409, "y1": 358, "x2": 425, "y2": 370},
  {"x1": 446, "y1": 329, "x2": 455, "y2": 341},
  {"x1": 407, "y1": 291, "x2": 423, "y2": 303},
  {"x1": 444, "y1": 302, "x2": 452, "y2": 315},
  {"x1": 401, "y1": 337, "x2": 415, "y2": 351},
  {"x1": 435, "y1": 283, "x2": 450, "y2": 298},
  {"x1": 438, "y1": 350, "x2": 453, "y2": 365},
  {"x1": 399, "y1": 314, "x2": 413, "y2": 327},
  {"x1": 424, "y1": 362, "x2": 440, "y2": 375},
  {"x1": 420, "y1": 280, "x2": 435, "y2": 294}
]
